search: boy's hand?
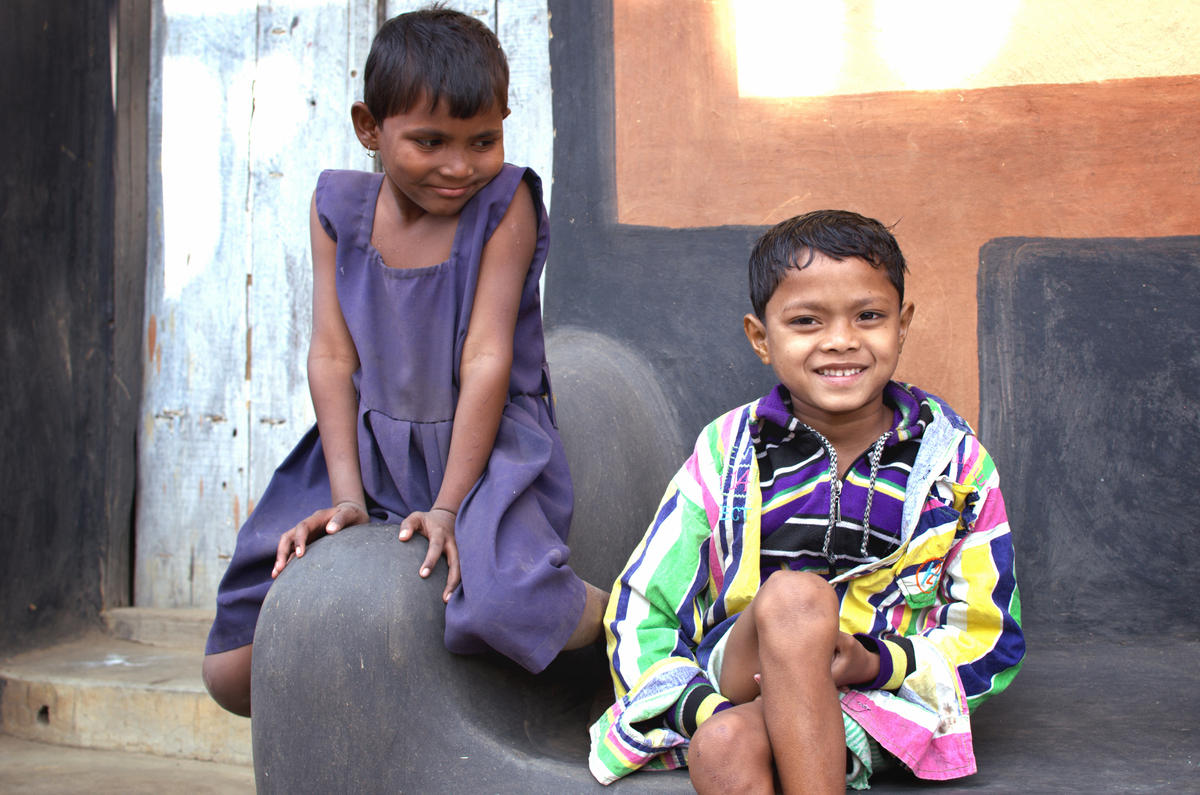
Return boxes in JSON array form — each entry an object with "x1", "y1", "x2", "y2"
[
  {"x1": 272, "y1": 501, "x2": 368, "y2": 578},
  {"x1": 831, "y1": 631, "x2": 880, "y2": 689},
  {"x1": 398, "y1": 508, "x2": 461, "y2": 603}
]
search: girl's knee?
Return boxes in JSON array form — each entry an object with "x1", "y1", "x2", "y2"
[{"x1": 202, "y1": 645, "x2": 253, "y2": 717}]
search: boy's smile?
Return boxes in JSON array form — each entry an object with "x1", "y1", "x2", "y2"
[{"x1": 744, "y1": 252, "x2": 914, "y2": 438}]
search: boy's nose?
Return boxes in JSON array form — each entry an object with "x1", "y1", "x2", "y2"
[{"x1": 820, "y1": 320, "x2": 859, "y2": 350}]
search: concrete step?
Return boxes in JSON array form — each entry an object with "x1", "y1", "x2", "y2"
[
  {"x1": 102, "y1": 606, "x2": 214, "y2": 649},
  {"x1": 0, "y1": 733, "x2": 254, "y2": 794},
  {"x1": 0, "y1": 632, "x2": 251, "y2": 766}
]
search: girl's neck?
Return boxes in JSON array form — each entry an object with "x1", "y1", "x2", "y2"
[{"x1": 371, "y1": 178, "x2": 459, "y2": 270}]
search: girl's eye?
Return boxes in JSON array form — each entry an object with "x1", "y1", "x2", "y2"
[{"x1": 415, "y1": 138, "x2": 441, "y2": 149}]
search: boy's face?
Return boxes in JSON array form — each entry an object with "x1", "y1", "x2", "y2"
[
  {"x1": 353, "y1": 95, "x2": 508, "y2": 217},
  {"x1": 744, "y1": 252, "x2": 914, "y2": 434}
]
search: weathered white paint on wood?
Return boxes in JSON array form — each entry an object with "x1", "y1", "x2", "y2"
[{"x1": 138, "y1": 0, "x2": 552, "y2": 607}]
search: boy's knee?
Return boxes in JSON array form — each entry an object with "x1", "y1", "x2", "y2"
[
  {"x1": 754, "y1": 570, "x2": 838, "y2": 633},
  {"x1": 688, "y1": 706, "x2": 771, "y2": 791}
]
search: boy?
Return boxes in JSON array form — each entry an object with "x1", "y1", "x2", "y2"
[{"x1": 588, "y1": 210, "x2": 1024, "y2": 792}]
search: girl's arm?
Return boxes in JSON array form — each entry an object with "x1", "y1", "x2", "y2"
[
  {"x1": 398, "y1": 179, "x2": 538, "y2": 602},
  {"x1": 272, "y1": 193, "x2": 368, "y2": 577}
]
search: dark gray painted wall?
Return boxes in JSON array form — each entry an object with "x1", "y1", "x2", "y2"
[
  {"x1": 544, "y1": 0, "x2": 776, "y2": 449},
  {"x1": 978, "y1": 236, "x2": 1200, "y2": 639}
]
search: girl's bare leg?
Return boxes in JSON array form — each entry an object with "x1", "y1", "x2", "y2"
[
  {"x1": 562, "y1": 581, "x2": 610, "y2": 650},
  {"x1": 689, "y1": 700, "x2": 774, "y2": 794},
  {"x1": 718, "y1": 570, "x2": 846, "y2": 794},
  {"x1": 202, "y1": 644, "x2": 253, "y2": 717}
]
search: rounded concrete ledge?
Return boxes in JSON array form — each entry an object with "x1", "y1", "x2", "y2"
[{"x1": 252, "y1": 331, "x2": 693, "y2": 792}]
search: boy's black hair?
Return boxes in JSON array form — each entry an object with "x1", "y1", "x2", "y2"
[
  {"x1": 748, "y1": 210, "x2": 908, "y2": 319},
  {"x1": 363, "y1": 6, "x2": 509, "y2": 122}
]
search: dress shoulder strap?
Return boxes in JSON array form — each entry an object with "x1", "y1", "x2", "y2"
[{"x1": 313, "y1": 169, "x2": 382, "y2": 244}]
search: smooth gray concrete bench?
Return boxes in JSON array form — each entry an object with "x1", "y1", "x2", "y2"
[{"x1": 251, "y1": 239, "x2": 1199, "y2": 792}]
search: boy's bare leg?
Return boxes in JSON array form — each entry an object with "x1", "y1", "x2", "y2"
[
  {"x1": 689, "y1": 700, "x2": 774, "y2": 794},
  {"x1": 718, "y1": 571, "x2": 846, "y2": 794},
  {"x1": 202, "y1": 644, "x2": 253, "y2": 717},
  {"x1": 562, "y1": 581, "x2": 609, "y2": 650}
]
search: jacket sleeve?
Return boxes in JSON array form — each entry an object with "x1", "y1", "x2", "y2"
[
  {"x1": 588, "y1": 424, "x2": 731, "y2": 783},
  {"x1": 900, "y1": 435, "x2": 1024, "y2": 710}
]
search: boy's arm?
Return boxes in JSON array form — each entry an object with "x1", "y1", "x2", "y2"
[
  {"x1": 605, "y1": 481, "x2": 714, "y2": 697},
  {"x1": 881, "y1": 437, "x2": 1024, "y2": 707},
  {"x1": 592, "y1": 429, "x2": 735, "y2": 782}
]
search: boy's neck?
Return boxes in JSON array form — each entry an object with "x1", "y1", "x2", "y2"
[{"x1": 794, "y1": 399, "x2": 894, "y2": 476}]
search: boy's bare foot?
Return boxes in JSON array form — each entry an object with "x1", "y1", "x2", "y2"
[{"x1": 563, "y1": 582, "x2": 610, "y2": 650}]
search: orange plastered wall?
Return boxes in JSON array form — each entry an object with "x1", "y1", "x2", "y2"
[{"x1": 612, "y1": 0, "x2": 1200, "y2": 422}]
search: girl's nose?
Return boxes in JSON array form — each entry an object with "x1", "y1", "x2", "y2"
[{"x1": 440, "y1": 149, "x2": 474, "y2": 179}]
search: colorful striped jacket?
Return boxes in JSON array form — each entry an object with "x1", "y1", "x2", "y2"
[{"x1": 588, "y1": 384, "x2": 1024, "y2": 784}]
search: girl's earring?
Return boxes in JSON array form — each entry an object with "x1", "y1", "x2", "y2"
[{"x1": 366, "y1": 148, "x2": 377, "y2": 159}]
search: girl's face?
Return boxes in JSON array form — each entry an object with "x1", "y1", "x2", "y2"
[{"x1": 356, "y1": 97, "x2": 507, "y2": 217}]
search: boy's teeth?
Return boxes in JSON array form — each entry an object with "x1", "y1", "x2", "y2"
[{"x1": 820, "y1": 368, "x2": 862, "y2": 377}]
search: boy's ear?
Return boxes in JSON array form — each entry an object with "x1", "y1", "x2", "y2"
[
  {"x1": 351, "y1": 101, "x2": 380, "y2": 151},
  {"x1": 898, "y1": 301, "x2": 915, "y2": 351},
  {"x1": 744, "y1": 313, "x2": 771, "y2": 365}
]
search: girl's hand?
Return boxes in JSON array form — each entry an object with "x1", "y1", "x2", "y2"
[
  {"x1": 271, "y1": 501, "x2": 368, "y2": 578},
  {"x1": 831, "y1": 631, "x2": 880, "y2": 690},
  {"x1": 398, "y1": 508, "x2": 461, "y2": 603}
]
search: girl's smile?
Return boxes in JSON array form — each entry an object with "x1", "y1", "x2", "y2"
[{"x1": 356, "y1": 97, "x2": 508, "y2": 219}]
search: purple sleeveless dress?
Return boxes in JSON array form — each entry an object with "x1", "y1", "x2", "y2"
[{"x1": 206, "y1": 165, "x2": 583, "y2": 673}]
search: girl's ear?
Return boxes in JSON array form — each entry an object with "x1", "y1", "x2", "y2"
[
  {"x1": 744, "y1": 313, "x2": 771, "y2": 365},
  {"x1": 351, "y1": 101, "x2": 380, "y2": 151}
]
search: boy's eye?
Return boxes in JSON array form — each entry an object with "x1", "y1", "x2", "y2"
[
  {"x1": 858, "y1": 310, "x2": 886, "y2": 322},
  {"x1": 414, "y1": 138, "x2": 441, "y2": 149},
  {"x1": 472, "y1": 138, "x2": 497, "y2": 150},
  {"x1": 789, "y1": 316, "x2": 818, "y2": 326}
]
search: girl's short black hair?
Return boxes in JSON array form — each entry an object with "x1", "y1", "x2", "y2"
[
  {"x1": 363, "y1": 6, "x2": 509, "y2": 122},
  {"x1": 748, "y1": 210, "x2": 908, "y2": 319}
]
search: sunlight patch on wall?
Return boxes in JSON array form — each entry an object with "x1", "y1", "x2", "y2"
[
  {"x1": 734, "y1": 0, "x2": 1200, "y2": 98},
  {"x1": 733, "y1": 0, "x2": 847, "y2": 97},
  {"x1": 874, "y1": 0, "x2": 1020, "y2": 91}
]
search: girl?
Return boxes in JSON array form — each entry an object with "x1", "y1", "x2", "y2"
[{"x1": 202, "y1": 7, "x2": 607, "y2": 717}]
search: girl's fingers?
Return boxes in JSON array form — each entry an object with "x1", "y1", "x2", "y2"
[
  {"x1": 420, "y1": 536, "x2": 443, "y2": 579},
  {"x1": 272, "y1": 532, "x2": 297, "y2": 577},
  {"x1": 442, "y1": 540, "x2": 461, "y2": 602},
  {"x1": 327, "y1": 505, "x2": 361, "y2": 534},
  {"x1": 398, "y1": 514, "x2": 418, "y2": 541}
]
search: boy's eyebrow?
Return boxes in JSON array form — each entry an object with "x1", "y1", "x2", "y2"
[{"x1": 776, "y1": 294, "x2": 893, "y2": 313}]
